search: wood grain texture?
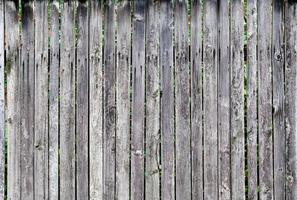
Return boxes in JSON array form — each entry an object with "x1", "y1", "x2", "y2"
[
  {"x1": 145, "y1": 1, "x2": 160, "y2": 199},
  {"x1": 258, "y1": 0, "x2": 273, "y2": 199},
  {"x1": 246, "y1": 0, "x2": 258, "y2": 199},
  {"x1": 160, "y1": 1, "x2": 174, "y2": 199},
  {"x1": 131, "y1": 0, "x2": 146, "y2": 199},
  {"x1": 203, "y1": 0, "x2": 218, "y2": 199},
  {"x1": 191, "y1": 1, "x2": 203, "y2": 198},
  {"x1": 3, "y1": 1, "x2": 297, "y2": 199},
  {"x1": 34, "y1": 1, "x2": 49, "y2": 199},
  {"x1": 191, "y1": 1, "x2": 203, "y2": 199},
  {"x1": 89, "y1": 0, "x2": 103, "y2": 199},
  {"x1": 49, "y1": 1, "x2": 59, "y2": 199},
  {"x1": 116, "y1": 1, "x2": 131, "y2": 199},
  {"x1": 174, "y1": 1, "x2": 190, "y2": 199},
  {"x1": 230, "y1": 0, "x2": 245, "y2": 199},
  {"x1": 60, "y1": 1, "x2": 76, "y2": 199},
  {"x1": 20, "y1": 2, "x2": 35, "y2": 199},
  {"x1": 76, "y1": 1, "x2": 89, "y2": 199},
  {"x1": 103, "y1": 1, "x2": 116, "y2": 199},
  {"x1": 285, "y1": 1, "x2": 297, "y2": 199},
  {"x1": 272, "y1": 0, "x2": 285, "y2": 199},
  {"x1": 5, "y1": 1, "x2": 21, "y2": 199},
  {"x1": 218, "y1": 0, "x2": 230, "y2": 199},
  {"x1": 0, "y1": 1, "x2": 4, "y2": 199}
]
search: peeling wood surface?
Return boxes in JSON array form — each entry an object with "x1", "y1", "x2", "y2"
[
  {"x1": 131, "y1": 1, "x2": 146, "y2": 199},
  {"x1": 103, "y1": 1, "x2": 116, "y2": 199},
  {"x1": 203, "y1": 1, "x2": 218, "y2": 199},
  {"x1": 247, "y1": 0, "x2": 258, "y2": 199},
  {"x1": 60, "y1": 1, "x2": 76, "y2": 199},
  {"x1": 218, "y1": 0, "x2": 230, "y2": 199},
  {"x1": 285, "y1": 2, "x2": 297, "y2": 199},
  {"x1": 230, "y1": 0, "x2": 245, "y2": 199},
  {"x1": 258, "y1": 0, "x2": 274, "y2": 199},
  {"x1": 160, "y1": 1, "x2": 174, "y2": 199},
  {"x1": 34, "y1": 1, "x2": 49, "y2": 199},
  {"x1": 49, "y1": 1, "x2": 59, "y2": 199},
  {"x1": 89, "y1": 0, "x2": 103, "y2": 199},
  {"x1": 5, "y1": 1, "x2": 21, "y2": 199},
  {"x1": 20, "y1": 2, "x2": 35, "y2": 199},
  {"x1": 0, "y1": 0, "x2": 297, "y2": 199}
]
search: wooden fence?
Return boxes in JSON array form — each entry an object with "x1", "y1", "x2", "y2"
[{"x1": 0, "y1": 0, "x2": 297, "y2": 199}]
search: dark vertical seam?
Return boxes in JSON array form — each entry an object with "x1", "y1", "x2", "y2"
[
  {"x1": 87, "y1": 0, "x2": 90, "y2": 198},
  {"x1": 114, "y1": 2, "x2": 117, "y2": 198},
  {"x1": 271, "y1": 0, "x2": 275, "y2": 199},
  {"x1": 217, "y1": 0, "x2": 220, "y2": 199}
]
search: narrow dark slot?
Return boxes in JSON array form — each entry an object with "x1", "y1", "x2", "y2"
[
  {"x1": 129, "y1": 1, "x2": 133, "y2": 199},
  {"x1": 87, "y1": 0, "x2": 91, "y2": 198},
  {"x1": 3, "y1": 1, "x2": 7, "y2": 198},
  {"x1": 201, "y1": 0, "x2": 205, "y2": 199},
  {"x1": 58, "y1": 2, "x2": 61, "y2": 199},
  {"x1": 188, "y1": 1, "x2": 193, "y2": 199},
  {"x1": 244, "y1": 0, "x2": 248, "y2": 199}
]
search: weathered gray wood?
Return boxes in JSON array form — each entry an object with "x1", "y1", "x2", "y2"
[
  {"x1": 174, "y1": 1, "x2": 190, "y2": 199},
  {"x1": 246, "y1": 0, "x2": 258, "y2": 199},
  {"x1": 145, "y1": 0, "x2": 160, "y2": 199},
  {"x1": 218, "y1": 0, "x2": 230, "y2": 199},
  {"x1": 49, "y1": 1, "x2": 59, "y2": 199},
  {"x1": 285, "y1": 1, "x2": 297, "y2": 199},
  {"x1": 203, "y1": 0, "x2": 218, "y2": 199},
  {"x1": 103, "y1": 1, "x2": 116, "y2": 199},
  {"x1": 34, "y1": 1, "x2": 49, "y2": 199},
  {"x1": 131, "y1": 0, "x2": 146, "y2": 200},
  {"x1": 5, "y1": 1, "x2": 297, "y2": 198},
  {"x1": 191, "y1": 1, "x2": 203, "y2": 199},
  {"x1": 131, "y1": 1, "x2": 145, "y2": 199},
  {"x1": 5, "y1": 1, "x2": 21, "y2": 199},
  {"x1": 89, "y1": 0, "x2": 103, "y2": 199},
  {"x1": 20, "y1": 1, "x2": 35, "y2": 199},
  {"x1": 0, "y1": 1, "x2": 4, "y2": 199},
  {"x1": 116, "y1": 1, "x2": 131, "y2": 199},
  {"x1": 258, "y1": 0, "x2": 273, "y2": 199},
  {"x1": 60, "y1": 1, "x2": 75, "y2": 199},
  {"x1": 160, "y1": 1, "x2": 174, "y2": 199},
  {"x1": 76, "y1": 1, "x2": 89, "y2": 199},
  {"x1": 230, "y1": 0, "x2": 245, "y2": 199},
  {"x1": 272, "y1": 0, "x2": 285, "y2": 199}
]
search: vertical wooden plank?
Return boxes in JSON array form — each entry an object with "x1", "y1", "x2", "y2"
[
  {"x1": 34, "y1": 1, "x2": 49, "y2": 199},
  {"x1": 285, "y1": 1, "x2": 297, "y2": 199},
  {"x1": 0, "y1": 1, "x2": 4, "y2": 198},
  {"x1": 218, "y1": 0, "x2": 230, "y2": 199},
  {"x1": 174, "y1": 0, "x2": 190, "y2": 199},
  {"x1": 103, "y1": 1, "x2": 116, "y2": 199},
  {"x1": 258, "y1": 0, "x2": 273, "y2": 199},
  {"x1": 20, "y1": 1, "x2": 34, "y2": 199},
  {"x1": 89, "y1": 0, "x2": 103, "y2": 199},
  {"x1": 160, "y1": 1, "x2": 174, "y2": 199},
  {"x1": 191, "y1": 0, "x2": 203, "y2": 199},
  {"x1": 49, "y1": 0, "x2": 59, "y2": 199},
  {"x1": 230, "y1": 0, "x2": 245, "y2": 199},
  {"x1": 272, "y1": 0, "x2": 285, "y2": 199},
  {"x1": 116, "y1": 1, "x2": 131, "y2": 199},
  {"x1": 145, "y1": 0, "x2": 160, "y2": 199},
  {"x1": 5, "y1": 1, "x2": 20, "y2": 199},
  {"x1": 203, "y1": 0, "x2": 218, "y2": 199},
  {"x1": 131, "y1": 0, "x2": 145, "y2": 199},
  {"x1": 60, "y1": 1, "x2": 75, "y2": 199},
  {"x1": 246, "y1": 0, "x2": 258, "y2": 199},
  {"x1": 76, "y1": 1, "x2": 89, "y2": 199}
]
